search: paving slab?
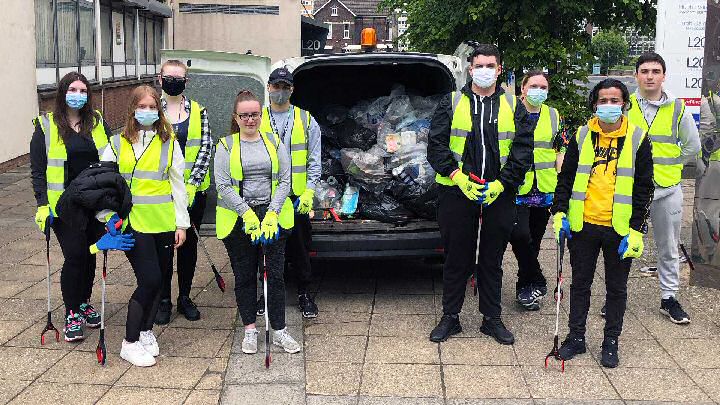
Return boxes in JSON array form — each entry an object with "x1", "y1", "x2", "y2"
[
  {"x1": 225, "y1": 351, "x2": 304, "y2": 384},
  {"x1": 443, "y1": 365, "x2": 530, "y2": 399},
  {"x1": 305, "y1": 361, "x2": 362, "y2": 396},
  {"x1": 522, "y1": 365, "x2": 619, "y2": 400},
  {"x1": 0, "y1": 346, "x2": 67, "y2": 380},
  {"x1": 0, "y1": 379, "x2": 32, "y2": 404},
  {"x1": 360, "y1": 363, "x2": 442, "y2": 398},
  {"x1": 305, "y1": 335, "x2": 367, "y2": 363},
  {"x1": 365, "y1": 336, "x2": 439, "y2": 364},
  {"x1": 9, "y1": 381, "x2": 111, "y2": 405},
  {"x1": 440, "y1": 337, "x2": 515, "y2": 366},
  {"x1": 116, "y1": 355, "x2": 212, "y2": 389},
  {"x1": 39, "y1": 350, "x2": 131, "y2": 385},
  {"x1": 604, "y1": 368, "x2": 711, "y2": 402},
  {"x1": 221, "y1": 383, "x2": 304, "y2": 405},
  {"x1": 97, "y1": 386, "x2": 190, "y2": 404},
  {"x1": 184, "y1": 389, "x2": 221, "y2": 405}
]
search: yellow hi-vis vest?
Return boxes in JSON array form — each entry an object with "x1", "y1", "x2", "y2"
[
  {"x1": 567, "y1": 123, "x2": 646, "y2": 236},
  {"x1": 627, "y1": 93, "x2": 685, "y2": 187},
  {"x1": 215, "y1": 132, "x2": 295, "y2": 240},
  {"x1": 258, "y1": 106, "x2": 311, "y2": 196},
  {"x1": 36, "y1": 111, "x2": 110, "y2": 215},
  {"x1": 435, "y1": 91, "x2": 517, "y2": 186},
  {"x1": 518, "y1": 105, "x2": 560, "y2": 195},
  {"x1": 183, "y1": 100, "x2": 211, "y2": 192},
  {"x1": 110, "y1": 133, "x2": 176, "y2": 233}
]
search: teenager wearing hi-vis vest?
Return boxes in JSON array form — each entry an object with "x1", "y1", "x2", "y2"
[
  {"x1": 154, "y1": 60, "x2": 213, "y2": 325},
  {"x1": 626, "y1": 52, "x2": 700, "y2": 324},
  {"x1": 30, "y1": 72, "x2": 114, "y2": 343},
  {"x1": 509, "y1": 71, "x2": 568, "y2": 311},
  {"x1": 100, "y1": 85, "x2": 190, "y2": 367},
  {"x1": 258, "y1": 67, "x2": 321, "y2": 319},
  {"x1": 214, "y1": 90, "x2": 301, "y2": 356},
  {"x1": 552, "y1": 79, "x2": 654, "y2": 368}
]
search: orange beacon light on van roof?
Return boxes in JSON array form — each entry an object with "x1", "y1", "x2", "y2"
[{"x1": 360, "y1": 28, "x2": 377, "y2": 49}]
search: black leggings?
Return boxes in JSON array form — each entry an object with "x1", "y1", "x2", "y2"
[
  {"x1": 161, "y1": 192, "x2": 207, "y2": 300},
  {"x1": 510, "y1": 205, "x2": 551, "y2": 292},
  {"x1": 124, "y1": 226, "x2": 175, "y2": 342},
  {"x1": 285, "y1": 208, "x2": 313, "y2": 295},
  {"x1": 53, "y1": 216, "x2": 104, "y2": 315},
  {"x1": 222, "y1": 206, "x2": 288, "y2": 330}
]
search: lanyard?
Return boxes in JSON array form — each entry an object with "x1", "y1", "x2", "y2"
[{"x1": 268, "y1": 106, "x2": 294, "y2": 142}]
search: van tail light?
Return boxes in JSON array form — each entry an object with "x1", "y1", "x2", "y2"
[{"x1": 434, "y1": 248, "x2": 444, "y2": 253}]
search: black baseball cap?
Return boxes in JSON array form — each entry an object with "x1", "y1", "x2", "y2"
[{"x1": 268, "y1": 67, "x2": 293, "y2": 85}]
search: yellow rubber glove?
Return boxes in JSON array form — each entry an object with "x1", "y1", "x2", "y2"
[
  {"x1": 450, "y1": 170, "x2": 482, "y2": 202},
  {"x1": 35, "y1": 205, "x2": 53, "y2": 233},
  {"x1": 619, "y1": 229, "x2": 644, "y2": 260},
  {"x1": 296, "y1": 189, "x2": 315, "y2": 215},
  {"x1": 479, "y1": 180, "x2": 504, "y2": 206},
  {"x1": 261, "y1": 211, "x2": 280, "y2": 243},
  {"x1": 552, "y1": 212, "x2": 571, "y2": 242},
  {"x1": 186, "y1": 183, "x2": 198, "y2": 208},
  {"x1": 241, "y1": 209, "x2": 262, "y2": 244}
]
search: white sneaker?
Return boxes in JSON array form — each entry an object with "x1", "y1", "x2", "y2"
[
  {"x1": 272, "y1": 328, "x2": 301, "y2": 354},
  {"x1": 242, "y1": 328, "x2": 258, "y2": 354},
  {"x1": 120, "y1": 339, "x2": 156, "y2": 367},
  {"x1": 139, "y1": 330, "x2": 160, "y2": 357}
]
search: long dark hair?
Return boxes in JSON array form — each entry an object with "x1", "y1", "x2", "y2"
[
  {"x1": 587, "y1": 78, "x2": 631, "y2": 112},
  {"x1": 53, "y1": 72, "x2": 98, "y2": 142},
  {"x1": 123, "y1": 85, "x2": 173, "y2": 144},
  {"x1": 230, "y1": 90, "x2": 261, "y2": 134}
]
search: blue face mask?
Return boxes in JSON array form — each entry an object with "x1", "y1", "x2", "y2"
[
  {"x1": 595, "y1": 104, "x2": 623, "y2": 124},
  {"x1": 526, "y1": 88, "x2": 548, "y2": 107},
  {"x1": 135, "y1": 109, "x2": 159, "y2": 126},
  {"x1": 65, "y1": 92, "x2": 87, "y2": 109}
]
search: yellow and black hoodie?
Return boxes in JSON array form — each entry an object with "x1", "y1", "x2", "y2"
[{"x1": 551, "y1": 115, "x2": 654, "y2": 232}]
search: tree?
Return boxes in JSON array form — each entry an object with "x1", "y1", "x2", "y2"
[
  {"x1": 378, "y1": 0, "x2": 656, "y2": 126},
  {"x1": 592, "y1": 30, "x2": 630, "y2": 74}
]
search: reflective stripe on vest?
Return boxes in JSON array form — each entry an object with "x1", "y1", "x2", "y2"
[
  {"x1": 39, "y1": 111, "x2": 110, "y2": 215},
  {"x1": 110, "y1": 133, "x2": 175, "y2": 233},
  {"x1": 259, "y1": 106, "x2": 311, "y2": 196},
  {"x1": 518, "y1": 105, "x2": 560, "y2": 195},
  {"x1": 627, "y1": 94, "x2": 684, "y2": 187},
  {"x1": 567, "y1": 123, "x2": 645, "y2": 236},
  {"x1": 215, "y1": 132, "x2": 294, "y2": 240},
  {"x1": 182, "y1": 100, "x2": 211, "y2": 191},
  {"x1": 435, "y1": 92, "x2": 516, "y2": 186}
]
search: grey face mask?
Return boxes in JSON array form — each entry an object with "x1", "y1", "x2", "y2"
[{"x1": 269, "y1": 89, "x2": 292, "y2": 105}]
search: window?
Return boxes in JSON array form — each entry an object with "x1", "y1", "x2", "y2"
[
  {"x1": 101, "y1": 5, "x2": 112, "y2": 63},
  {"x1": 139, "y1": 16, "x2": 147, "y2": 65},
  {"x1": 79, "y1": 0, "x2": 95, "y2": 65},
  {"x1": 327, "y1": 23, "x2": 332, "y2": 39},
  {"x1": 331, "y1": 5, "x2": 338, "y2": 16},
  {"x1": 57, "y1": 0, "x2": 78, "y2": 65},
  {"x1": 155, "y1": 19, "x2": 163, "y2": 64},
  {"x1": 343, "y1": 23, "x2": 350, "y2": 39},
  {"x1": 124, "y1": 11, "x2": 135, "y2": 63},
  {"x1": 35, "y1": 0, "x2": 55, "y2": 66}
]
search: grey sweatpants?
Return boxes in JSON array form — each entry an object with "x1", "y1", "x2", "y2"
[{"x1": 649, "y1": 186, "x2": 683, "y2": 299}]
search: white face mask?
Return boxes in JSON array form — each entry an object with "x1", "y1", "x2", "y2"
[{"x1": 472, "y1": 67, "x2": 497, "y2": 88}]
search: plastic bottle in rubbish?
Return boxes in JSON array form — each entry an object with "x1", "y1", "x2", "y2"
[{"x1": 340, "y1": 185, "x2": 359, "y2": 216}]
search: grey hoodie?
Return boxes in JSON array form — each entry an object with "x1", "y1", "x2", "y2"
[{"x1": 634, "y1": 90, "x2": 701, "y2": 199}]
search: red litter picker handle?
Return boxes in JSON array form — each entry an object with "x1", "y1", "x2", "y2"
[{"x1": 468, "y1": 173, "x2": 486, "y2": 185}]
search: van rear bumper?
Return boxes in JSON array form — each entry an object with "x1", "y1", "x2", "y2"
[{"x1": 309, "y1": 230, "x2": 443, "y2": 259}]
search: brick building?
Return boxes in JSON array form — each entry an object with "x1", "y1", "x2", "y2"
[{"x1": 313, "y1": 0, "x2": 393, "y2": 53}]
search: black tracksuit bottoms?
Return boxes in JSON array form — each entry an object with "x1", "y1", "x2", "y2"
[
  {"x1": 53, "y1": 215, "x2": 104, "y2": 316},
  {"x1": 509, "y1": 205, "x2": 551, "y2": 292},
  {"x1": 124, "y1": 226, "x2": 175, "y2": 342},
  {"x1": 438, "y1": 186, "x2": 516, "y2": 318},
  {"x1": 161, "y1": 191, "x2": 207, "y2": 300},
  {"x1": 285, "y1": 206, "x2": 313, "y2": 295},
  {"x1": 567, "y1": 222, "x2": 631, "y2": 339},
  {"x1": 222, "y1": 206, "x2": 288, "y2": 330}
]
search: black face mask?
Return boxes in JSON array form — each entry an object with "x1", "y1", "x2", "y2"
[{"x1": 161, "y1": 77, "x2": 186, "y2": 96}]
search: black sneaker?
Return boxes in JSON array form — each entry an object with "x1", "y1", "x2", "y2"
[
  {"x1": 177, "y1": 296, "x2": 200, "y2": 321},
  {"x1": 64, "y1": 311, "x2": 85, "y2": 342},
  {"x1": 558, "y1": 335, "x2": 586, "y2": 360},
  {"x1": 79, "y1": 302, "x2": 101, "y2": 328},
  {"x1": 298, "y1": 293, "x2": 319, "y2": 319},
  {"x1": 601, "y1": 337, "x2": 619, "y2": 368},
  {"x1": 154, "y1": 299, "x2": 172, "y2": 325},
  {"x1": 516, "y1": 284, "x2": 547, "y2": 311},
  {"x1": 256, "y1": 294, "x2": 265, "y2": 316},
  {"x1": 600, "y1": 304, "x2": 606, "y2": 318},
  {"x1": 660, "y1": 297, "x2": 691, "y2": 324},
  {"x1": 479, "y1": 317, "x2": 515, "y2": 345},
  {"x1": 429, "y1": 314, "x2": 462, "y2": 342}
]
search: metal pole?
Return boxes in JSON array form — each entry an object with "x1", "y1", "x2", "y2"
[{"x1": 94, "y1": 0, "x2": 104, "y2": 113}]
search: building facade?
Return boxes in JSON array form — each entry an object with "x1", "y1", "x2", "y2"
[{"x1": 314, "y1": 0, "x2": 392, "y2": 53}]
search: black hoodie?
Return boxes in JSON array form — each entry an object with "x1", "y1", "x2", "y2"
[{"x1": 428, "y1": 82, "x2": 534, "y2": 194}]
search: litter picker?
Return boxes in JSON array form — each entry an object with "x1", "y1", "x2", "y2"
[
  {"x1": 40, "y1": 218, "x2": 60, "y2": 345},
  {"x1": 261, "y1": 247, "x2": 271, "y2": 369},
  {"x1": 97, "y1": 218, "x2": 122, "y2": 365},
  {"x1": 191, "y1": 223, "x2": 226, "y2": 292},
  {"x1": 468, "y1": 173, "x2": 486, "y2": 296},
  {"x1": 545, "y1": 232, "x2": 567, "y2": 372}
]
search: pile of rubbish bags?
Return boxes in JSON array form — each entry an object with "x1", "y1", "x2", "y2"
[{"x1": 314, "y1": 85, "x2": 441, "y2": 225}]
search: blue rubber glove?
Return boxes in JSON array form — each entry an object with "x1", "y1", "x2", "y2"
[
  {"x1": 478, "y1": 180, "x2": 504, "y2": 206},
  {"x1": 90, "y1": 233, "x2": 135, "y2": 254},
  {"x1": 618, "y1": 229, "x2": 644, "y2": 260},
  {"x1": 552, "y1": 212, "x2": 571, "y2": 242},
  {"x1": 105, "y1": 213, "x2": 121, "y2": 236},
  {"x1": 35, "y1": 205, "x2": 54, "y2": 233}
]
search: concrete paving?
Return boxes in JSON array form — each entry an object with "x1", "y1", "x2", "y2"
[{"x1": 0, "y1": 165, "x2": 718, "y2": 404}]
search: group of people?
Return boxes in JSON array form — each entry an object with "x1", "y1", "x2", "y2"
[
  {"x1": 30, "y1": 61, "x2": 320, "y2": 367},
  {"x1": 428, "y1": 45, "x2": 699, "y2": 368},
  {"x1": 30, "y1": 45, "x2": 700, "y2": 370}
]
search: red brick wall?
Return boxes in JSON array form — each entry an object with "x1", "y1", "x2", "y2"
[
  {"x1": 38, "y1": 78, "x2": 157, "y2": 132},
  {"x1": 314, "y1": 0, "x2": 357, "y2": 53}
]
